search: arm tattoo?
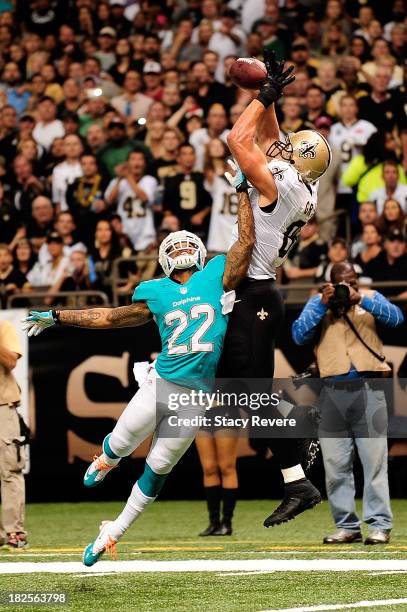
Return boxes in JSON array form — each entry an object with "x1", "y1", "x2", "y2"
[
  {"x1": 58, "y1": 303, "x2": 152, "y2": 329},
  {"x1": 223, "y1": 191, "x2": 255, "y2": 291}
]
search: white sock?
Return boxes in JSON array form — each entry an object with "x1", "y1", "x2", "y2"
[
  {"x1": 109, "y1": 482, "x2": 155, "y2": 540},
  {"x1": 101, "y1": 452, "x2": 120, "y2": 467},
  {"x1": 281, "y1": 464, "x2": 305, "y2": 484}
]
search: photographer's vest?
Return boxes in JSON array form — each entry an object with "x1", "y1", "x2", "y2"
[
  {"x1": 0, "y1": 321, "x2": 21, "y2": 405},
  {"x1": 316, "y1": 290, "x2": 391, "y2": 378}
]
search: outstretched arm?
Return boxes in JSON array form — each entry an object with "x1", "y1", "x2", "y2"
[
  {"x1": 22, "y1": 303, "x2": 153, "y2": 336},
  {"x1": 222, "y1": 166, "x2": 255, "y2": 291},
  {"x1": 228, "y1": 100, "x2": 278, "y2": 202},
  {"x1": 255, "y1": 103, "x2": 280, "y2": 154},
  {"x1": 228, "y1": 52, "x2": 294, "y2": 202}
]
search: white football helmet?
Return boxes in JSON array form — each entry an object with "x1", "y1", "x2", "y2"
[
  {"x1": 266, "y1": 129, "x2": 332, "y2": 183},
  {"x1": 158, "y1": 230, "x2": 207, "y2": 277}
]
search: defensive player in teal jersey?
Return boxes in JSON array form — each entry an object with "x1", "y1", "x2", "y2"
[{"x1": 22, "y1": 180, "x2": 254, "y2": 566}]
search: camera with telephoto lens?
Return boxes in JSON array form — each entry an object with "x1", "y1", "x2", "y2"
[{"x1": 328, "y1": 283, "x2": 351, "y2": 317}]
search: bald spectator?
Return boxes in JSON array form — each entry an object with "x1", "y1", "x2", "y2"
[
  {"x1": 189, "y1": 104, "x2": 229, "y2": 171},
  {"x1": 111, "y1": 70, "x2": 153, "y2": 122},
  {"x1": 32, "y1": 96, "x2": 65, "y2": 151},
  {"x1": 52, "y1": 135, "x2": 83, "y2": 211},
  {"x1": 358, "y1": 68, "x2": 407, "y2": 135},
  {"x1": 26, "y1": 196, "x2": 55, "y2": 252}
]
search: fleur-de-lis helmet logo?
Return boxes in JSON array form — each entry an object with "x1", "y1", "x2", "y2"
[{"x1": 298, "y1": 140, "x2": 317, "y2": 159}]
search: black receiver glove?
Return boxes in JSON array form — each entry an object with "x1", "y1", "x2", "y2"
[
  {"x1": 256, "y1": 64, "x2": 295, "y2": 108},
  {"x1": 263, "y1": 48, "x2": 284, "y2": 79}
]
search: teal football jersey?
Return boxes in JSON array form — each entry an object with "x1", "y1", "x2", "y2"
[{"x1": 132, "y1": 255, "x2": 227, "y2": 385}]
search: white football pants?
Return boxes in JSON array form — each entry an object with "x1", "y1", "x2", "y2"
[{"x1": 109, "y1": 366, "x2": 205, "y2": 475}]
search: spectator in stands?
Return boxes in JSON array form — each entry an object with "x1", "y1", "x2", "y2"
[
  {"x1": 26, "y1": 195, "x2": 54, "y2": 253},
  {"x1": 290, "y1": 37, "x2": 316, "y2": 78},
  {"x1": 342, "y1": 132, "x2": 406, "y2": 203},
  {"x1": 0, "y1": 182, "x2": 21, "y2": 246},
  {"x1": 377, "y1": 198, "x2": 406, "y2": 235},
  {"x1": 303, "y1": 85, "x2": 328, "y2": 127},
  {"x1": 354, "y1": 223, "x2": 383, "y2": 272},
  {"x1": 358, "y1": 68, "x2": 407, "y2": 160},
  {"x1": 143, "y1": 62, "x2": 163, "y2": 102},
  {"x1": 351, "y1": 202, "x2": 379, "y2": 257},
  {"x1": 13, "y1": 238, "x2": 36, "y2": 279},
  {"x1": 151, "y1": 127, "x2": 181, "y2": 183},
  {"x1": 111, "y1": 70, "x2": 153, "y2": 122},
  {"x1": 108, "y1": 38, "x2": 140, "y2": 87},
  {"x1": 105, "y1": 150, "x2": 158, "y2": 252},
  {"x1": 32, "y1": 96, "x2": 64, "y2": 151},
  {"x1": 313, "y1": 59, "x2": 342, "y2": 103},
  {"x1": 97, "y1": 117, "x2": 151, "y2": 180},
  {"x1": 45, "y1": 246, "x2": 96, "y2": 308},
  {"x1": 52, "y1": 134, "x2": 83, "y2": 212},
  {"x1": 83, "y1": 118, "x2": 104, "y2": 150},
  {"x1": 0, "y1": 105, "x2": 17, "y2": 160},
  {"x1": 57, "y1": 78, "x2": 81, "y2": 118},
  {"x1": 27, "y1": 232, "x2": 68, "y2": 288},
  {"x1": 189, "y1": 103, "x2": 229, "y2": 171},
  {"x1": 369, "y1": 160, "x2": 407, "y2": 214},
  {"x1": 279, "y1": 96, "x2": 313, "y2": 136},
  {"x1": 1, "y1": 62, "x2": 30, "y2": 115},
  {"x1": 365, "y1": 230, "x2": 407, "y2": 297},
  {"x1": 162, "y1": 143, "x2": 212, "y2": 238},
  {"x1": 144, "y1": 120, "x2": 165, "y2": 159},
  {"x1": 329, "y1": 96, "x2": 377, "y2": 212},
  {"x1": 90, "y1": 218, "x2": 134, "y2": 300},
  {"x1": 284, "y1": 218, "x2": 327, "y2": 281},
  {"x1": 66, "y1": 154, "x2": 108, "y2": 247},
  {"x1": 315, "y1": 238, "x2": 362, "y2": 284},
  {"x1": 205, "y1": 139, "x2": 236, "y2": 253},
  {"x1": 10, "y1": 155, "x2": 45, "y2": 223},
  {"x1": 0, "y1": 243, "x2": 27, "y2": 308}
]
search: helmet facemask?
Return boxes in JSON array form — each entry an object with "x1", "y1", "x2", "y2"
[
  {"x1": 266, "y1": 135, "x2": 294, "y2": 163},
  {"x1": 158, "y1": 230, "x2": 207, "y2": 277}
]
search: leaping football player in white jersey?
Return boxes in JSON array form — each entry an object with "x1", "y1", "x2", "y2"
[{"x1": 222, "y1": 50, "x2": 332, "y2": 528}]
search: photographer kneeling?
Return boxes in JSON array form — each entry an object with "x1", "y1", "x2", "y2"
[{"x1": 292, "y1": 262, "x2": 404, "y2": 545}]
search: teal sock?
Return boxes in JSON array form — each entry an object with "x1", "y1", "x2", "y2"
[
  {"x1": 103, "y1": 434, "x2": 120, "y2": 460},
  {"x1": 138, "y1": 463, "x2": 168, "y2": 497}
]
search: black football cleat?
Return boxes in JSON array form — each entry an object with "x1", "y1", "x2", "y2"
[
  {"x1": 212, "y1": 522, "x2": 233, "y2": 536},
  {"x1": 263, "y1": 478, "x2": 322, "y2": 528},
  {"x1": 199, "y1": 523, "x2": 220, "y2": 537}
]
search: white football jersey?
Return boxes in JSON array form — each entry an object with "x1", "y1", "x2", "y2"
[
  {"x1": 329, "y1": 120, "x2": 377, "y2": 194},
  {"x1": 230, "y1": 160, "x2": 318, "y2": 280},
  {"x1": 105, "y1": 175, "x2": 158, "y2": 251},
  {"x1": 207, "y1": 176, "x2": 238, "y2": 252}
]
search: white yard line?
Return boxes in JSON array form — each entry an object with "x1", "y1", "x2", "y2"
[
  {"x1": 1, "y1": 559, "x2": 407, "y2": 574},
  {"x1": 261, "y1": 599, "x2": 407, "y2": 611}
]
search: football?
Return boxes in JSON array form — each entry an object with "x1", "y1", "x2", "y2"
[{"x1": 229, "y1": 57, "x2": 267, "y2": 90}]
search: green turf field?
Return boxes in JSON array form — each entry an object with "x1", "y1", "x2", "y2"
[{"x1": 1, "y1": 500, "x2": 407, "y2": 611}]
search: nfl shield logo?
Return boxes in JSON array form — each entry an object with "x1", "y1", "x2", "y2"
[{"x1": 180, "y1": 287, "x2": 188, "y2": 294}]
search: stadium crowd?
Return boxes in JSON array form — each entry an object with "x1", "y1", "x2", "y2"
[{"x1": 0, "y1": 0, "x2": 406, "y2": 308}]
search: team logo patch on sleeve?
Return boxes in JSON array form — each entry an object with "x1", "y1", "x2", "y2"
[{"x1": 298, "y1": 141, "x2": 317, "y2": 159}]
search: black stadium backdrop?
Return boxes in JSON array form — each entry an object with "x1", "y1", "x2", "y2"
[{"x1": 26, "y1": 305, "x2": 407, "y2": 503}]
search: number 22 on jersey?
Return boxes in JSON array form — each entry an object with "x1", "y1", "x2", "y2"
[{"x1": 165, "y1": 304, "x2": 215, "y2": 355}]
